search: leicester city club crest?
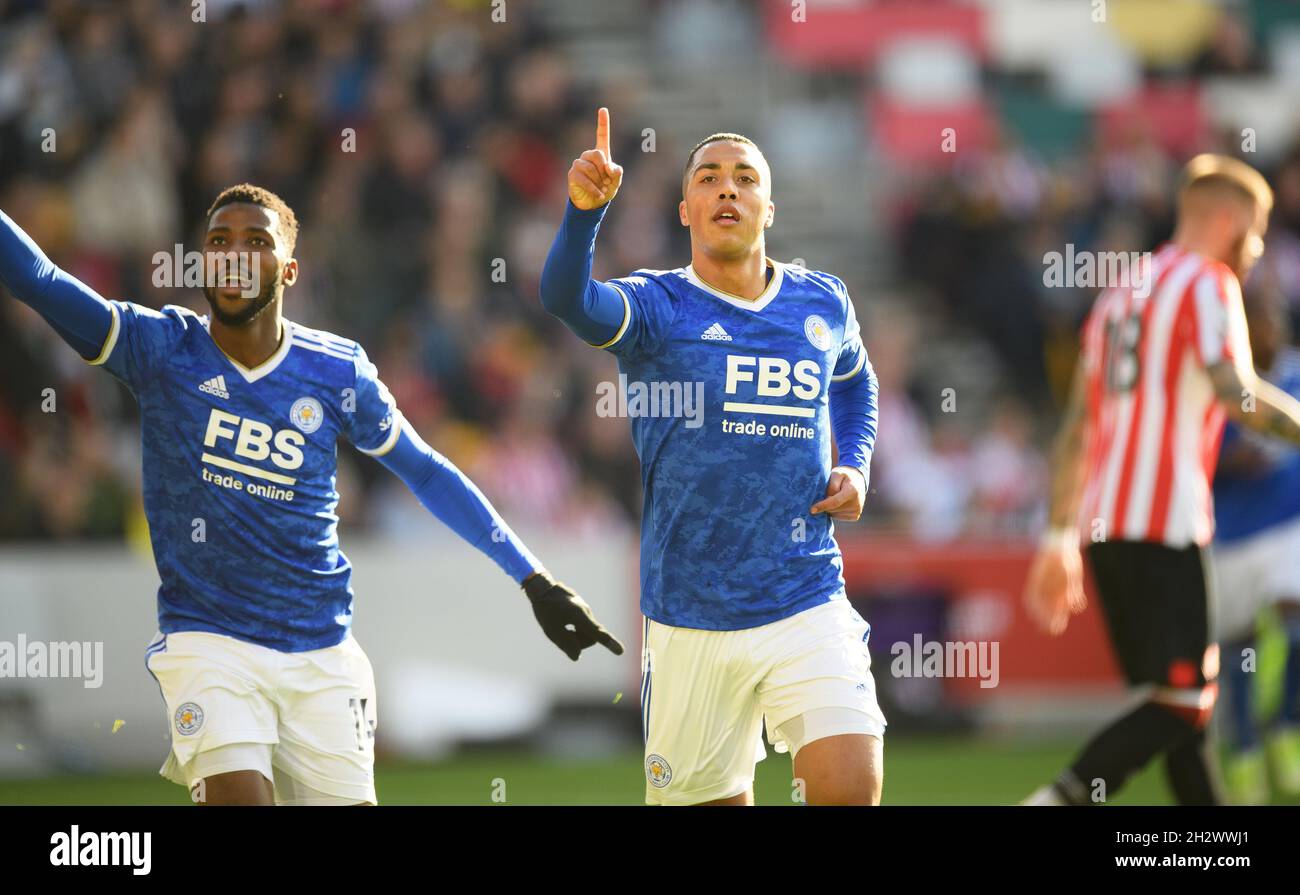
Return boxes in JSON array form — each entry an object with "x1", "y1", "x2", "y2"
[
  {"x1": 175, "y1": 702, "x2": 204, "y2": 736},
  {"x1": 804, "y1": 314, "x2": 832, "y2": 351},
  {"x1": 290, "y1": 396, "x2": 324, "y2": 434},
  {"x1": 645, "y1": 753, "x2": 672, "y2": 788}
]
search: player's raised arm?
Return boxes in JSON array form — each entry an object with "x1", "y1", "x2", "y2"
[
  {"x1": 0, "y1": 208, "x2": 115, "y2": 360},
  {"x1": 539, "y1": 107, "x2": 631, "y2": 346}
]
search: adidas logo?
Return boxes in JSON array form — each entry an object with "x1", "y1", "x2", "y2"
[
  {"x1": 701, "y1": 322, "x2": 732, "y2": 341},
  {"x1": 198, "y1": 375, "x2": 230, "y2": 400}
]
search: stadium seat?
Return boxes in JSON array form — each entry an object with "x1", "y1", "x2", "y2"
[{"x1": 764, "y1": 0, "x2": 986, "y2": 70}]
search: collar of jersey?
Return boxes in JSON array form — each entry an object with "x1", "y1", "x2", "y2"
[
  {"x1": 201, "y1": 316, "x2": 293, "y2": 383},
  {"x1": 684, "y1": 258, "x2": 784, "y2": 312}
]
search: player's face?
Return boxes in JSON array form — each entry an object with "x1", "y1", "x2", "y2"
[
  {"x1": 680, "y1": 142, "x2": 774, "y2": 258},
  {"x1": 202, "y1": 203, "x2": 298, "y2": 327}
]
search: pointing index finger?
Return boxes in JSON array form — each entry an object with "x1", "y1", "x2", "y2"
[
  {"x1": 597, "y1": 627, "x2": 625, "y2": 656},
  {"x1": 596, "y1": 107, "x2": 612, "y2": 161}
]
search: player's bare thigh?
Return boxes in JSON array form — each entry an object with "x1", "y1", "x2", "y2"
[
  {"x1": 793, "y1": 733, "x2": 883, "y2": 806},
  {"x1": 691, "y1": 734, "x2": 883, "y2": 806},
  {"x1": 196, "y1": 769, "x2": 275, "y2": 806},
  {"x1": 195, "y1": 770, "x2": 375, "y2": 806}
]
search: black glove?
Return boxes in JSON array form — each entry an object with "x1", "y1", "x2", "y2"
[{"x1": 523, "y1": 570, "x2": 625, "y2": 661}]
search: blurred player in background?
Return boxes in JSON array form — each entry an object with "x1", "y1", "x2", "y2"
[
  {"x1": 540, "y1": 109, "x2": 884, "y2": 805},
  {"x1": 1023, "y1": 154, "x2": 1300, "y2": 806},
  {"x1": 0, "y1": 185, "x2": 623, "y2": 806},
  {"x1": 1211, "y1": 284, "x2": 1300, "y2": 803}
]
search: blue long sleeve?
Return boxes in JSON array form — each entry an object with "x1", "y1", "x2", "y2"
[
  {"x1": 539, "y1": 199, "x2": 628, "y2": 345},
  {"x1": 376, "y1": 421, "x2": 543, "y2": 583},
  {"x1": 0, "y1": 209, "x2": 114, "y2": 359},
  {"x1": 829, "y1": 363, "x2": 879, "y2": 482}
]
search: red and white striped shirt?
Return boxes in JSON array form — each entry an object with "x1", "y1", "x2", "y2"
[{"x1": 1078, "y1": 244, "x2": 1253, "y2": 547}]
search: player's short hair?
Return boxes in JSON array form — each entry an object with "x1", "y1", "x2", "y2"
[
  {"x1": 205, "y1": 183, "x2": 300, "y2": 255},
  {"x1": 1178, "y1": 154, "x2": 1273, "y2": 218},
  {"x1": 682, "y1": 132, "x2": 766, "y2": 193}
]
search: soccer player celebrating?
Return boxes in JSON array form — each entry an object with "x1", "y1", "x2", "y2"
[
  {"x1": 1212, "y1": 287, "x2": 1300, "y2": 803},
  {"x1": 1023, "y1": 154, "x2": 1300, "y2": 806},
  {"x1": 540, "y1": 108, "x2": 884, "y2": 805},
  {"x1": 0, "y1": 184, "x2": 623, "y2": 806}
]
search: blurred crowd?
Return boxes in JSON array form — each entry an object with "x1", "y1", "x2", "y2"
[
  {"x1": 2, "y1": 0, "x2": 1299, "y2": 544},
  {"x1": 882, "y1": 128, "x2": 1300, "y2": 542},
  {"x1": 0, "y1": 0, "x2": 656, "y2": 542}
]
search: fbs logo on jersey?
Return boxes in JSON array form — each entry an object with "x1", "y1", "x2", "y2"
[
  {"x1": 290, "y1": 397, "x2": 324, "y2": 434},
  {"x1": 645, "y1": 753, "x2": 672, "y2": 788},
  {"x1": 701, "y1": 322, "x2": 733, "y2": 341},
  {"x1": 198, "y1": 375, "x2": 230, "y2": 400},
  {"x1": 725, "y1": 355, "x2": 821, "y2": 401},
  {"x1": 203, "y1": 408, "x2": 306, "y2": 483},
  {"x1": 804, "y1": 315, "x2": 832, "y2": 351}
]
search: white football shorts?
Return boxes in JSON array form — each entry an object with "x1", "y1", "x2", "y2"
[
  {"x1": 1213, "y1": 515, "x2": 1300, "y2": 642},
  {"x1": 640, "y1": 597, "x2": 886, "y2": 805},
  {"x1": 1211, "y1": 509, "x2": 1300, "y2": 642},
  {"x1": 144, "y1": 629, "x2": 378, "y2": 806}
]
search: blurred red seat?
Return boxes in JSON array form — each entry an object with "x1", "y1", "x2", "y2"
[
  {"x1": 868, "y1": 92, "x2": 995, "y2": 167},
  {"x1": 764, "y1": 0, "x2": 987, "y2": 69}
]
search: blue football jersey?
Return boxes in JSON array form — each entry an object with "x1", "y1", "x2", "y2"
[
  {"x1": 91, "y1": 301, "x2": 401, "y2": 651},
  {"x1": 600, "y1": 259, "x2": 872, "y2": 630},
  {"x1": 1214, "y1": 346, "x2": 1300, "y2": 544}
]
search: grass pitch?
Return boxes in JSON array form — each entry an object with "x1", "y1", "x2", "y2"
[{"x1": 0, "y1": 737, "x2": 1198, "y2": 806}]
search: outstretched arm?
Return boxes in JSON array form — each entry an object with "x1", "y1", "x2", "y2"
[
  {"x1": 539, "y1": 107, "x2": 629, "y2": 346},
  {"x1": 0, "y1": 209, "x2": 114, "y2": 360},
  {"x1": 375, "y1": 421, "x2": 542, "y2": 582},
  {"x1": 374, "y1": 421, "x2": 624, "y2": 660}
]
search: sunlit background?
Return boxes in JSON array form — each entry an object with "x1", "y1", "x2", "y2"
[{"x1": 3, "y1": 0, "x2": 1300, "y2": 804}]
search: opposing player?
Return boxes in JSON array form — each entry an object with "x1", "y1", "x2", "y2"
[
  {"x1": 540, "y1": 108, "x2": 884, "y2": 805},
  {"x1": 1022, "y1": 154, "x2": 1300, "y2": 806},
  {"x1": 0, "y1": 184, "x2": 623, "y2": 806},
  {"x1": 1212, "y1": 286, "x2": 1300, "y2": 803}
]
